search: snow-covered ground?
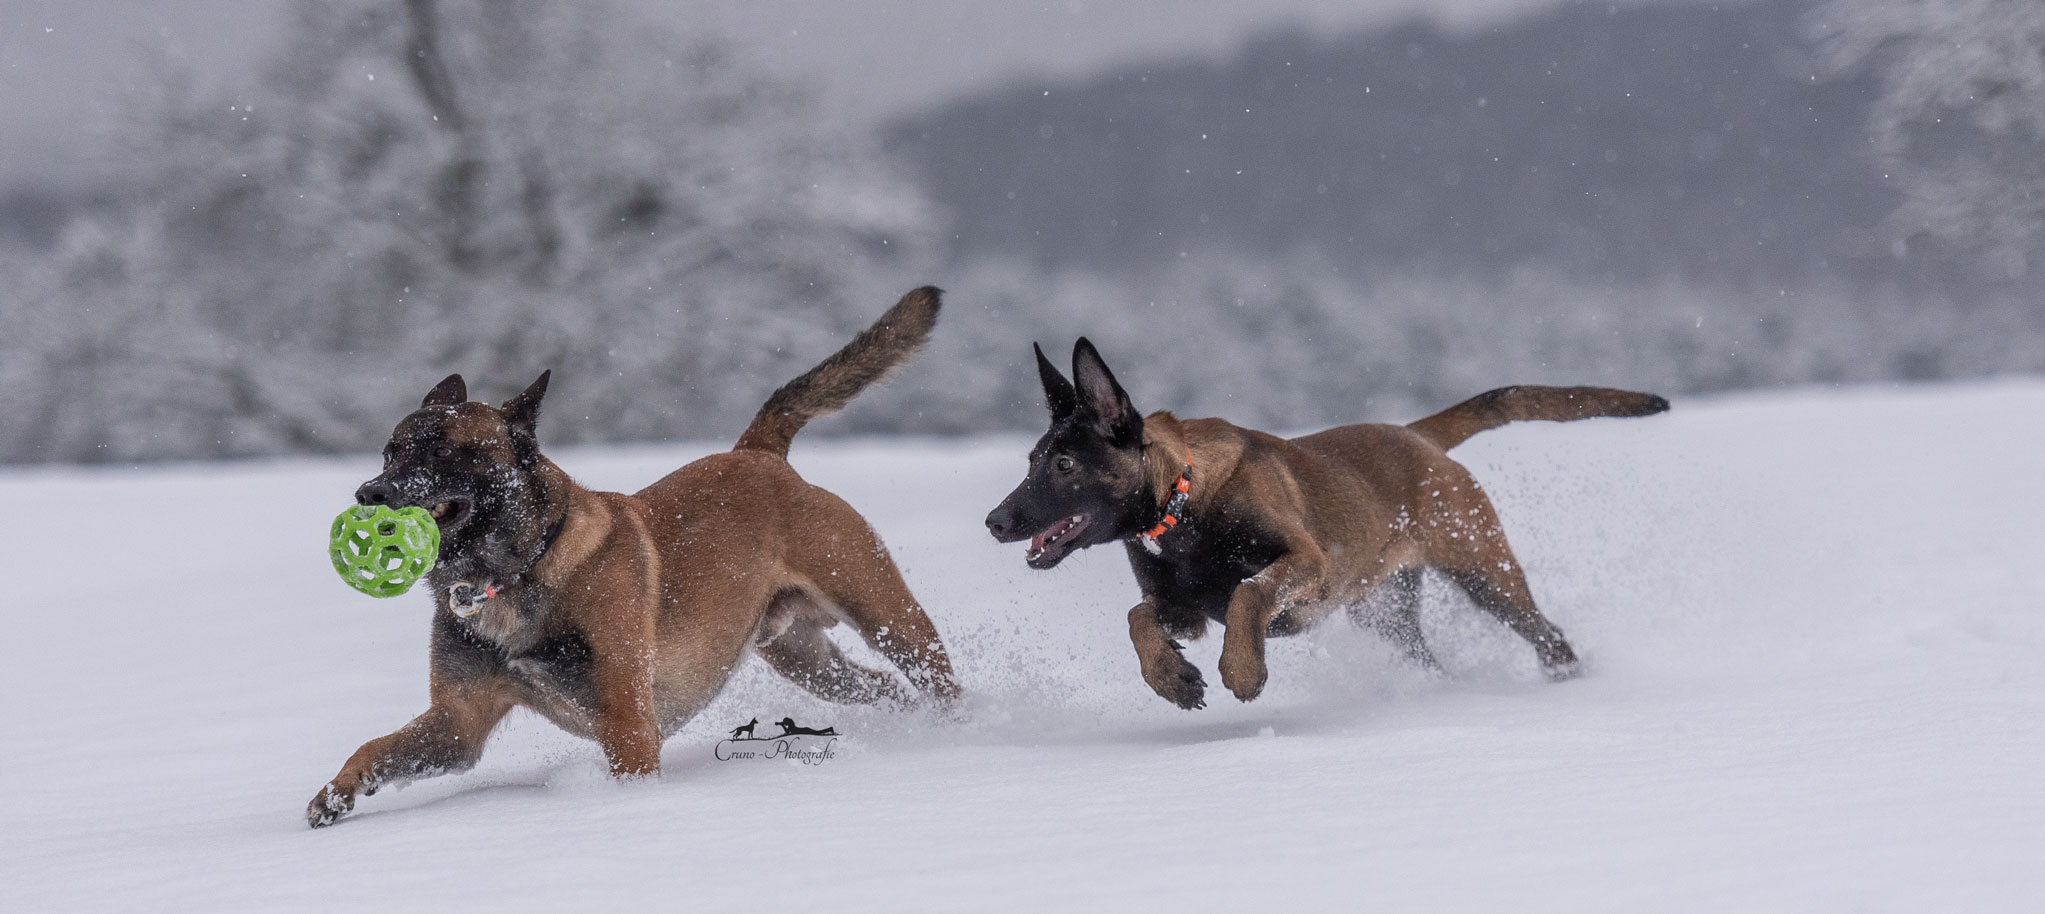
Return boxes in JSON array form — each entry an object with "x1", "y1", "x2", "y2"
[{"x1": 4, "y1": 381, "x2": 2042, "y2": 912}]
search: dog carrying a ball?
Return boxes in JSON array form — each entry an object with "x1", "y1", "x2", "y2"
[{"x1": 306, "y1": 288, "x2": 961, "y2": 827}]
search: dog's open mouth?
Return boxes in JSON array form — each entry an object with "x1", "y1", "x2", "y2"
[
  {"x1": 428, "y1": 498, "x2": 472, "y2": 529},
  {"x1": 1025, "y1": 514, "x2": 1091, "y2": 568}
]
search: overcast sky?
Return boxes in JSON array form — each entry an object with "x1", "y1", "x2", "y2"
[{"x1": 0, "y1": 0, "x2": 1571, "y2": 188}]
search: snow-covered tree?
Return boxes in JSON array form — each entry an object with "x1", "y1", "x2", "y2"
[
  {"x1": 1808, "y1": 0, "x2": 2045, "y2": 276},
  {"x1": 0, "y1": 0, "x2": 936, "y2": 462}
]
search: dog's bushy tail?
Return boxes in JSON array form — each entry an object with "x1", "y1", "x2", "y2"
[
  {"x1": 1407, "y1": 385, "x2": 1669, "y2": 450},
  {"x1": 733, "y1": 286, "x2": 942, "y2": 457}
]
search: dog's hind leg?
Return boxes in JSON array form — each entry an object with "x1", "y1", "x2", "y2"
[
  {"x1": 1350, "y1": 566, "x2": 1443, "y2": 673},
  {"x1": 1442, "y1": 562, "x2": 1578, "y2": 679},
  {"x1": 757, "y1": 601, "x2": 912, "y2": 705},
  {"x1": 797, "y1": 551, "x2": 962, "y2": 706},
  {"x1": 1422, "y1": 484, "x2": 1578, "y2": 679}
]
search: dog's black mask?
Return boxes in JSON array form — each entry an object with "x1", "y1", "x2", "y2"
[
  {"x1": 354, "y1": 371, "x2": 553, "y2": 581},
  {"x1": 986, "y1": 339, "x2": 1156, "y2": 569}
]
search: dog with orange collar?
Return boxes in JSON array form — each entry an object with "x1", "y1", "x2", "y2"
[{"x1": 985, "y1": 338, "x2": 1666, "y2": 709}]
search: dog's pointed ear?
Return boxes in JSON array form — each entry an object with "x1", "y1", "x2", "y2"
[
  {"x1": 1035, "y1": 342, "x2": 1078, "y2": 420},
  {"x1": 1071, "y1": 337, "x2": 1141, "y2": 445},
  {"x1": 422, "y1": 373, "x2": 467, "y2": 408},
  {"x1": 500, "y1": 370, "x2": 550, "y2": 438}
]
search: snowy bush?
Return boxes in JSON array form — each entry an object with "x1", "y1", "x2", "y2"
[
  {"x1": 0, "y1": 0, "x2": 936, "y2": 463},
  {"x1": 1808, "y1": 0, "x2": 2045, "y2": 276}
]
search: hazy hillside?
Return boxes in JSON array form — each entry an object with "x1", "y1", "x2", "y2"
[
  {"x1": 893, "y1": 0, "x2": 1927, "y2": 287},
  {"x1": 3, "y1": 0, "x2": 2040, "y2": 464}
]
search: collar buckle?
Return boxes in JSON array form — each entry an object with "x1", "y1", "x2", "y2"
[{"x1": 447, "y1": 580, "x2": 500, "y2": 617}]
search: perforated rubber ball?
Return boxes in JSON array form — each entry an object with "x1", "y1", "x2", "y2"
[{"x1": 329, "y1": 504, "x2": 440, "y2": 598}]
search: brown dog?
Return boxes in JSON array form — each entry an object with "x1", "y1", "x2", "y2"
[
  {"x1": 985, "y1": 339, "x2": 1665, "y2": 709},
  {"x1": 308, "y1": 287, "x2": 960, "y2": 827}
]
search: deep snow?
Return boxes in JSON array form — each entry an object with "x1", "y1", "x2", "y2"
[{"x1": 3, "y1": 381, "x2": 2042, "y2": 912}]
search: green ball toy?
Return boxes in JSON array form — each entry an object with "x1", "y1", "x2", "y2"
[{"x1": 330, "y1": 505, "x2": 441, "y2": 598}]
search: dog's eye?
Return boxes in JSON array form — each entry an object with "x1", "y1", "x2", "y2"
[
  {"x1": 434, "y1": 446, "x2": 454, "y2": 459},
  {"x1": 1054, "y1": 455, "x2": 1076, "y2": 473}
]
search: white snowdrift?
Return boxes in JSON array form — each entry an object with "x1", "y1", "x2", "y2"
[{"x1": 3, "y1": 381, "x2": 2041, "y2": 912}]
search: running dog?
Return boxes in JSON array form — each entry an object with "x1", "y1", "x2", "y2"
[
  {"x1": 985, "y1": 338, "x2": 1665, "y2": 709},
  {"x1": 309, "y1": 288, "x2": 960, "y2": 827}
]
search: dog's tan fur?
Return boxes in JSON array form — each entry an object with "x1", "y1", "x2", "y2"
[
  {"x1": 1130, "y1": 390, "x2": 1662, "y2": 703},
  {"x1": 987, "y1": 339, "x2": 1666, "y2": 709},
  {"x1": 309, "y1": 288, "x2": 958, "y2": 826}
]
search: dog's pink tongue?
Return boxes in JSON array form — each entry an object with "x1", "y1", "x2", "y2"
[{"x1": 1029, "y1": 517, "x2": 1078, "y2": 556}]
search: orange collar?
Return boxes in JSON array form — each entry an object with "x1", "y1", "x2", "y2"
[{"x1": 1138, "y1": 447, "x2": 1193, "y2": 555}]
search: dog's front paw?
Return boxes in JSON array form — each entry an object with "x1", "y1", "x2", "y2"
[
  {"x1": 1140, "y1": 641, "x2": 1207, "y2": 710},
  {"x1": 1217, "y1": 647, "x2": 1268, "y2": 703},
  {"x1": 306, "y1": 782, "x2": 357, "y2": 828}
]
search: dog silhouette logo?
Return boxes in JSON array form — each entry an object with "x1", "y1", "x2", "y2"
[
  {"x1": 715, "y1": 715, "x2": 841, "y2": 765},
  {"x1": 773, "y1": 717, "x2": 837, "y2": 738}
]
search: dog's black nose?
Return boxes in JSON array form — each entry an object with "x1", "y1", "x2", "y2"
[
  {"x1": 985, "y1": 509, "x2": 1012, "y2": 539},
  {"x1": 355, "y1": 478, "x2": 398, "y2": 506}
]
